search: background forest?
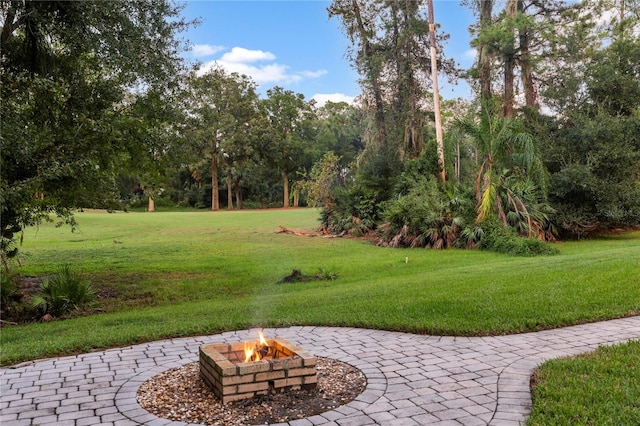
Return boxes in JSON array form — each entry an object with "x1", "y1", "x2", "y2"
[{"x1": 2, "y1": 0, "x2": 640, "y2": 265}]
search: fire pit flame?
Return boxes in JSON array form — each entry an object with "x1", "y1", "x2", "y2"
[
  {"x1": 199, "y1": 333, "x2": 318, "y2": 403},
  {"x1": 243, "y1": 331, "x2": 270, "y2": 363}
]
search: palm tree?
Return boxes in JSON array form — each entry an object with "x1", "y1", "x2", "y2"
[{"x1": 455, "y1": 100, "x2": 553, "y2": 239}]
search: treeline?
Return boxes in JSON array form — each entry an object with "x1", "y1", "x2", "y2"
[
  {"x1": 319, "y1": 0, "x2": 640, "y2": 252},
  {"x1": 117, "y1": 76, "x2": 365, "y2": 212},
  {"x1": 2, "y1": 0, "x2": 640, "y2": 268}
]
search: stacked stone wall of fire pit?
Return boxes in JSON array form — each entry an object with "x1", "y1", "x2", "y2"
[{"x1": 199, "y1": 338, "x2": 317, "y2": 403}]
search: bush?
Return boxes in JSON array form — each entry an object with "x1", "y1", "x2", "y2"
[
  {"x1": 477, "y1": 220, "x2": 559, "y2": 256},
  {"x1": 320, "y1": 185, "x2": 380, "y2": 236},
  {"x1": 378, "y1": 178, "x2": 468, "y2": 249},
  {"x1": 0, "y1": 266, "x2": 20, "y2": 307},
  {"x1": 31, "y1": 265, "x2": 95, "y2": 317}
]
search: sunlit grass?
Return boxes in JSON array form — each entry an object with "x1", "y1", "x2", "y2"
[{"x1": 2, "y1": 208, "x2": 638, "y2": 367}]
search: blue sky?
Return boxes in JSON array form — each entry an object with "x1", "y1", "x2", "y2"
[{"x1": 180, "y1": 1, "x2": 476, "y2": 106}]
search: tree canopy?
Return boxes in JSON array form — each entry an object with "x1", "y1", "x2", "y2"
[{"x1": 1, "y1": 0, "x2": 193, "y2": 264}]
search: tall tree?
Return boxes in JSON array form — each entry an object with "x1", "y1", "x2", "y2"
[
  {"x1": 125, "y1": 89, "x2": 190, "y2": 213},
  {"x1": 186, "y1": 68, "x2": 259, "y2": 210},
  {"x1": 537, "y1": 9, "x2": 640, "y2": 236},
  {"x1": 260, "y1": 87, "x2": 313, "y2": 208},
  {"x1": 0, "y1": 0, "x2": 192, "y2": 264},
  {"x1": 467, "y1": 0, "x2": 576, "y2": 113},
  {"x1": 467, "y1": 0, "x2": 495, "y2": 103},
  {"x1": 329, "y1": 0, "x2": 388, "y2": 147},
  {"x1": 329, "y1": 0, "x2": 457, "y2": 188}
]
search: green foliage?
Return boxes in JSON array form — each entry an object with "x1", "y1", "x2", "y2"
[
  {"x1": 300, "y1": 152, "x2": 344, "y2": 207},
  {"x1": 454, "y1": 101, "x2": 554, "y2": 240},
  {"x1": 475, "y1": 219, "x2": 559, "y2": 256},
  {"x1": 355, "y1": 143, "x2": 403, "y2": 200},
  {"x1": 0, "y1": 266, "x2": 21, "y2": 307},
  {"x1": 31, "y1": 265, "x2": 95, "y2": 317},
  {"x1": 320, "y1": 186, "x2": 380, "y2": 236},
  {"x1": 1, "y1": 0, "x2": 193, "y2": 258},
  {"x1": 313, "y1": 101, "x2": 365, "y2": 166},
  {"x1": 378, "y1": 177, "x2": 469, "y2": 249},
  {"x1": 538, "y1": 36, "x2": 640, "y2": 237},
  {"x1": 315, "y1": 267, "x2": 339, "y2": 281}
]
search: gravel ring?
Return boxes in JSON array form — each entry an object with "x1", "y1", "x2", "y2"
[{"x1": 137, "y1": 357, "x2": 367, "y2": 425}]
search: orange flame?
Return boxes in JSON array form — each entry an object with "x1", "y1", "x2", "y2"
[
  {"x1": 259, "y1": 331, "x2": 268, "y2": 346},
  {"x1": 244, "y1": 342, "x2": 256, "y2": 363},
  {"x1": 244, "y1": 331, "x2": 269, "y2": 363}
]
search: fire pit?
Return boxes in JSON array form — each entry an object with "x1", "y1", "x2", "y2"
[{"x1": 199, "y1": 332, "x2": 317, "y2": 403}]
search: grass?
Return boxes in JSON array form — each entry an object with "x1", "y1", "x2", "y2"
[
  {"x1": 2, "y1": 208, "x2": 638, "y2": 366},
  {"x1": 528, "y1": 339, "x2": 640, "y2": 426},
  {"x1": 2, "y1": 208, "x2": 638, "y2": 423}
]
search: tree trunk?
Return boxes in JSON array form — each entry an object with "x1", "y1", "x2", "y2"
[
  {"x1": 211, "y1": 152, "x2": 219, "y2": 211},
  {"x1": 478, "y1": 0, "x2": 494, "y2": 102},
  {"x1": 504, "y1": 0, "x2": 517, "y2": 118},
  {"x1": 456, "y1": 142, "x2": 461, "y2": 181},
  {"x1": 351, "y1": 0, "x2": 386, "y2": 146},
  {"x1": 283, "y1": 171, "x2": 289, "y2": 208},
  {"x1": 518, "y1": 0, "x2": 538, "y2": 108},
  {"x1": 293, "y1": 187, "x2": 299, "y2": 208},
  {"x1": 148, "y1": 194, "x2": 155, "y2": 213},
  {"x1": 235, "y1": 182, "x2": 243, "y2": 210},
  {"x1": 226, "y1": 166, "x2": 233, "y2": 210},
  {"x1": 427, "y1": 0, "x2": 446, "y2": 183}
]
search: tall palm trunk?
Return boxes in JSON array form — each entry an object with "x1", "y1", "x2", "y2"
[{"x1": 427, "y1": 0, "x2": 445, "y2": 183}]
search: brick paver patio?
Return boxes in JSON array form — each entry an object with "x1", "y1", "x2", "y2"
[{"x1": 1, "y1": 315, "x2": 639, "y2": 425}]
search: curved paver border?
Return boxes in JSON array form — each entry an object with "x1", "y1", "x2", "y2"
[{"x1": 1, "y1": 316, "x2": 639, "y2": 426}]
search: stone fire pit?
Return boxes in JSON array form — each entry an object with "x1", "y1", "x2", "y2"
[{"x1": 199, "y1": 335, "x2": 317, "y2": 403}]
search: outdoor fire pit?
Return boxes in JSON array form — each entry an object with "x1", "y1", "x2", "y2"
[{"x1": 199, "y1": 332, "x2": 317, "y2": 403}]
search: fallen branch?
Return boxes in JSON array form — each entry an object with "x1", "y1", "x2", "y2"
[{"x1": 276, "y1": 225, "x2": 316, "y2": 237}]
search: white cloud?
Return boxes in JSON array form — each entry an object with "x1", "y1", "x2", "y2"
[
  {"x1": 220, "y1": 47, "x2": 276, "y2": 63},
  {"x1": 301, "y1": 70, "x2": 328, "y2": 78},
  {"x1": 197, "y1": 46, "x2": 327, "y2": 87},
  {"x1": 311, "y1": 93, "x2": 356, "y2": 107},
  {"x1": 191, "y1": 44, "x2": 225, "y2": 57},
  {"x1": 463, "y1": 48, "x2": 477, "y2": 60}
]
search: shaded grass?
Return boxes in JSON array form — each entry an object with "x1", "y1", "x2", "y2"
[
  {"x1": 2, "y1": 209, "x2": 639, "y2": 367},
  {"x1": 528, "y1": 340, "x2": 640, "y2": 425}
]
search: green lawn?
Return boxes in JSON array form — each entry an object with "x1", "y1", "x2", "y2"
[
  {"x1": 528, "y1": 339, "x2": 640, "y2": 426},
  {"x1": 2, "y1": 208, "x2": 639, "y2": 366},
  {"x1": 2, "y1": 208, "x2": 639, "y2": 424}
]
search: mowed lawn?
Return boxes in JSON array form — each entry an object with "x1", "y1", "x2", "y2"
[{"x1": 2, "y1": 208, "x2": 639, "y2": 366}]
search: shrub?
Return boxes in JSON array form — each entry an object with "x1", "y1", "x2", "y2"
[
  {"x1": 0, "y1": 266, "x2": 20, "y2": 307},
  {"x1": 377, "y1": 178, "x2": 469, "y2": 249},
  {"x1": 320, "y1": 185, "x2": 380, "y2": 236},
  {"x1": 31, "y1": 265, "x2": 95, "y2": 317},
  {"x1": 476, "y1": 220, "x2": 559, "y2": 256}
]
